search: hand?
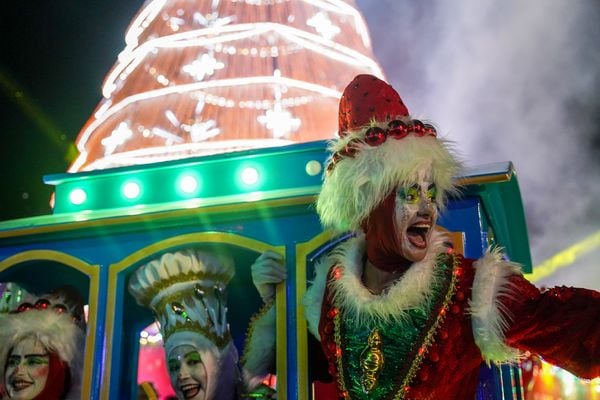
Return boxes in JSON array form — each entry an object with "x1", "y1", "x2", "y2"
[{"x1": 251, "y1": 250, "x2": 286, "y2": 303}]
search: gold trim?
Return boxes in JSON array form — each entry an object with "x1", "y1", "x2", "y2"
[
  {"x1": 138, "y1": 270, "x2": 234, "y2": 307},
  {"x1": 295, "y1": 230, "x2": 337, "y2": 400},
  {"x1": 241, "y1": 298, "x2": 275, "y2": 366},
  {"x1": 330, "y1": 254, "x2": 459, "y2": 399},
  {"x1": 139, "y1": 381, "x2": 158, "y2": 400},
  {"x1": 392, "y1": 254, "x2": 459, "y2": 400},
  {"x1": 101, "y1": 231, "x2": 284, "y2": 400},
  {"x1": 0, "y1": 196, "x2": 316, "y2": 239},
  {"x1": 0, "y1": 250, "x2": 99, "y2": 400},
  {"x1": 275, "y1": 269, "x2": 287, "y2": 400},
  {"x1": 456, "y1": 171, "x2": 512, "y2": 186}
]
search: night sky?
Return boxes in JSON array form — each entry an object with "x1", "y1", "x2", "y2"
[
  {"x1": 0, "y1": 1, "x2": 145, "y2": 220},
  {"x1": 1, "y1": 1, "x2": 599, "y2": 289}
]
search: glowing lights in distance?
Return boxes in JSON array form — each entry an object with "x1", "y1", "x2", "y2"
[
  {"x1": 240, "y1": 167, "x2": 259, "y2": 185},
  {"x1": 69, "y1": 188, "x2": 87, "y2": 205},
  {"x1": 123, "y1": 181, "x2": 141, "y2": 199},
  {"x1": 60, "y1": 152, "x2": 329, "y2": 212}
]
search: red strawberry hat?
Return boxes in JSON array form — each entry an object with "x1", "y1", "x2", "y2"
[
  {"x1": 317, "y1": 74, "x2": 462, "y2": 232},
  {"x1": 338, "y1": 74, "x2": 409, "y2": 136}
]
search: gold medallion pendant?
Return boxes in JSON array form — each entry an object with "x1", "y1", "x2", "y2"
[{"x1": 360, "y1": 328, "x2": 385, "y2": 393}]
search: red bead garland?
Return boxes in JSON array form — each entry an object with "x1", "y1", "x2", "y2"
[
  {"x1": 364, "y1": 126, "x2": 386, "y2": 146},
  {"x1": 12, "y1": 299, "x2": 72, "y2": 317},
  {"x1": 387, "y1": 119, "x2": 409, "y2": 139},
  {"x1": 35, "y1": 298, "x2": 51, "y2": 309},
  {"x1": 328, "y1": 119, "x2": 438, "y2": 172}
]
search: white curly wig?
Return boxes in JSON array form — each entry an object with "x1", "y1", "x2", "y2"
[{"x1": 0, "y1": 304, "x2": 85, "y2": 400}]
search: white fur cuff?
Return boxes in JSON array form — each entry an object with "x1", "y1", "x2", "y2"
[{"x1": 469, "y1": 247, "x2": 523, "y2": 364}]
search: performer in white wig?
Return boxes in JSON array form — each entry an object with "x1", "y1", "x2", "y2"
[{"x1": 0, "y1": 291, "x2": 86, "y2": 400}]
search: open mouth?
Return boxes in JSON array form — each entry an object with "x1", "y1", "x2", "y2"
[
  {"x1": 406, "y1": 223, "x2": 430, "y2": 248},
  {"x1": 180, "y1": 383, "x2": 201, "y2": 399},
  {"x1": 11, "y1": 379, "x2": 33, "y2": 392}
]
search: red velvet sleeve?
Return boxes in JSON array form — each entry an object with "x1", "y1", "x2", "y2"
[{"x1": 502, "y1": 275, "x2": 600, "y2": 379}]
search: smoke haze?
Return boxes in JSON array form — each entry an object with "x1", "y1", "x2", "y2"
[{"x1": 357, "y1": 0, "x2": 600, "y2": 289}]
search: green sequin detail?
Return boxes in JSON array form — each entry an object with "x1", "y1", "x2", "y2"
[
  {"x1": 335, "y1": 255, "x2": 453, "y2": 399},
  {"x1": 342, "y1": 309, "x2": 431, "y2": 398}
]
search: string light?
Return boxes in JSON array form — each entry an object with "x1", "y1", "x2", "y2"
[
  {"x1": 70, "y1": 0, "x2": 384, "y2": 172},
  {"x1": 102, "y1": 23, "x2": 382, "y2": 98},
  {"x1": 122, "y1": 0, "x2": 167, "y2": 50},
  {"x1": 70, "y1": 75, "x2": 342, "y2": 171},
  {"x1": 102, "y1": 122, "x2": 133, "y2": 156},
  {"x1": 192, "y1": 10, "x2": 235, "y2": 28},
  {"x1": 307, "y1": 11, "x2": 340, "y2": 40},
  {"x1": 182, "y1": 52, "x2": 225, "y2": 80},
  {"x1": 80, "y1": 138, "x2": 295, "y2": 171},
  {"x1": 257, "y1": 101, "x2": 300, "y2": 138},
  {"x1": 257, "y1": 70, "x2": 301, "y2": 138},
  {"x1": 183, "y1": 119, "x2": 221, "y2": 142},
  {"x1": 151, "y1": 127, "x2": 184, "y2": 143}
]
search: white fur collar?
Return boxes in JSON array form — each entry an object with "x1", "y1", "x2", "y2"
[
  {"x1": 327, "y1": 230, "x2": 449, "y2": 327},
  {"x1": 303, "y1": 237, "x2": 526, "y2": 365}
]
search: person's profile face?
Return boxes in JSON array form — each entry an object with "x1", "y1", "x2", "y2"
[
  {"x1": 167, "y1": 345, "x2": 209, "y2": 400},
  {"x1": 4, "y1": 337, "x2": 50, "y2": 400}
]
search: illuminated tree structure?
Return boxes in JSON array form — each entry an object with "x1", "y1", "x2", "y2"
[{"x1": 70, "y1": 0, "x2": 384, "y2": 171}]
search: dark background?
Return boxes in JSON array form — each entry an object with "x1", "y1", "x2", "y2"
[
  {"x1": 0, "y1": 2, "x2": 144, "y2": 219},
  {"x1": 1, "y1": 1, "x2": 599, "y2": 289}
]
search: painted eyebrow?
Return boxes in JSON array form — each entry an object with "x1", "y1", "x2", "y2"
[
  {"x1": 407, "y1": 183, "x2": 436, "y2": 190},
  {"x1": 7, "y1": 353, "x2": 49, "y2": 361},
  {"x1": 184, "y1": 351, "x2": 201, "y2": 359}
]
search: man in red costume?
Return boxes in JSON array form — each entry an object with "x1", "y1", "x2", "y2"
[{"x1": 299, "y1": 74, "x2": 599, "y2": 399}]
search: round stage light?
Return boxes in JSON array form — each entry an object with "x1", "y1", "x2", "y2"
[
  {"x1": 241, "y1": 167, "x2": 259, "y2": 185},
  {"x1": 179, "y1": 175, "x2": 199, "y2": 194},
  {"x1": 123, "y1": 181, "x2": 141, "y2": 199},
  {"x1": 69, "y1": 188, "x2": 87, "y2": 205}
]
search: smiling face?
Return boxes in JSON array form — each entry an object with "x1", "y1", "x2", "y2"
[
  {"x1": 395, "y1": 174, "x2": 439, "y2": 263},
  {"x1": 4, "y1": 337, "x2": 50, "y2": 400},
  {"x1": 168, "y1": 345, "x2": 211, "y2": 400}
]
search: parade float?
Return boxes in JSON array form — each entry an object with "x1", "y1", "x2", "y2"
[{"x1": 1, "y1": 1, "x2": 595, "y2": 399}]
